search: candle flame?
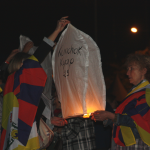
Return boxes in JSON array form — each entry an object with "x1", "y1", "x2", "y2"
[{"x1": 83, "y1": 113, "x2": 91, "y2": 118}]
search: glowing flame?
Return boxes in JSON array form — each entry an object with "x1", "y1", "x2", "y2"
[
  {"x1": 131, "y1": 27, "x2": 137, "y2": 33},
  {"x1": 83, "y1": 113, "x2": 91, "y2": 118}
]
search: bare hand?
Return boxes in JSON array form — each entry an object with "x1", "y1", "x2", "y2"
[
  {"x1": 48, "y1": 16, "x2": 70, "y2": 42},
  {"x1": 91, "y1": 111, "x2": 115, "y2": 121},
  {"x1": 55, "y1": 16, "x2": 70, "y2": 33},
  {"x1": 51, "y1": 116, "x2": 68, "y2": 126},
  {"x1": 22, "y1": 41, "x2": 34, "y2": 53},
  {"x1": 6, "y1": 49, "x2": 19, "y2": 62}
]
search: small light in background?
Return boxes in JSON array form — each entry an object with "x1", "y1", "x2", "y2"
[{"x1": 131, "y1": 27, "x2": 138, "y2": 33}]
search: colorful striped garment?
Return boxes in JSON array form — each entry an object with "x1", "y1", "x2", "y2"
[
  {"x1": 0, "y1": 55, "x2": 47, "y2": 150},
  {"x1": 113, "y1": 80, "x2": 150, "y2": 147}
]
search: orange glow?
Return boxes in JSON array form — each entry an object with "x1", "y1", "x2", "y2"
[
  {"x1": 131, "y1": 27, "x2": 137, "y2": 33},
  {"x1": 60, "y1": 95, "x2": 105, "y2": 118},
  {"x1": 83, "y1": 113, "x2": 91, "y2": 118}
]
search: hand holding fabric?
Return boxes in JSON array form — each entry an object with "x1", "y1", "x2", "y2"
[
  {"x1": 51, "y1": 117, "x2": 68, "y2": 126},
  {"x1": 48, "y1": 16, "x2": 70, "y2": 42},
  {"x1": 55, "y1": 16, "x2": 70, "y2": 33},
  {"x1": 91, "y1": 111, "x2": 115, "y2": 121},
  {"x1": 22, "y1": 41, "x2": 34, "y2": 53}
]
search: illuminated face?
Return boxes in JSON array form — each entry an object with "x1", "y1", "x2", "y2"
[{"x1": 126, "y1": 63, "x2": 147, "y2": 85}]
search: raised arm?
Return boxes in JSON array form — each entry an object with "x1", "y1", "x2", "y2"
[
  {"x1": 34, "y1": 16, "x2": 70, "y2": 63},
  {"x1": 0, "y1": 49, "x2": 19, "y2": 81},
  {"x1": 48, "y1": 16, "x2": 70, "y2": 42}
]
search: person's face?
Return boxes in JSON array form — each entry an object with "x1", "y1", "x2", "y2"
[
  {"x1": 126, "y1": 63, "x2": 147, "y2": 85},
  {"x1": 17, "y1": 60, "x2": 24, "y2": 70},
  {"x1": 53, "y1": 97, "x2": 61, "y2": 109}
]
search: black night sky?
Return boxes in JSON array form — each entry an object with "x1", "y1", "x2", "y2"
[{"x1": 0, "y1": 0, "x2": 150, "y2": 78}]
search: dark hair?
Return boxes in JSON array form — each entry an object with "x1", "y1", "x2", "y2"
[
  {"x1": 125, "y1": 54, "x2": 150, "y2": 82},
  {"x1": 8, "y1": 52, "x2": 31, "y2": 74}
]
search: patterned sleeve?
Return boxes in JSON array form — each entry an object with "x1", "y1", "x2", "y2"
[{"x1": 114, "y1": 114, "x2": 136, "y2": 127}]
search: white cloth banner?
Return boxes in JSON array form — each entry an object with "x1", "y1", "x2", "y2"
[{"x1": 52, "y1": 24, "x2": 106, "y2": 118}]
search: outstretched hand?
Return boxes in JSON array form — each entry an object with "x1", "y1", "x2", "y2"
[
  {"x1": 55, "y1": 16, "x2": 70, "y2": 33},
  {"x1": 51, "y1": 116, "x2": 68, "y2": 127},
  {"x1": 48, "y1": 16, "x2": 70, "y2": 42},
  {"x1": 91, "y1": 111, "x2": 115, "y2": 121}
]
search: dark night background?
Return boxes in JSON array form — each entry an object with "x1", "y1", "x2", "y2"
[{"x1": 0, "y1": 0, "x2": 150, "y2": 90}]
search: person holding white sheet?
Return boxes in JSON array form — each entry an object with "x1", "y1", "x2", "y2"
[
  {"x1": 92, "y1": 54, "x2": 150, "y2": 150},
  {"x1": 0, "y1": 16, "x2": 70, "y2": 150}
]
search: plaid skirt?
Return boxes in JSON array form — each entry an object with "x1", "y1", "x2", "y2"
[{"x1": 111, "y1": 139, "x2": 150, "y2": 150}]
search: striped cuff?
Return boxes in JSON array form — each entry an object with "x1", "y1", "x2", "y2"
[{"x1": 43, "y1": 37, "x2": 55, "y2": 47}]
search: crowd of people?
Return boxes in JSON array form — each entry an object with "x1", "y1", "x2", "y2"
[{"x1": 0, "y1": 16, "x2": 150, "y2": 150}]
